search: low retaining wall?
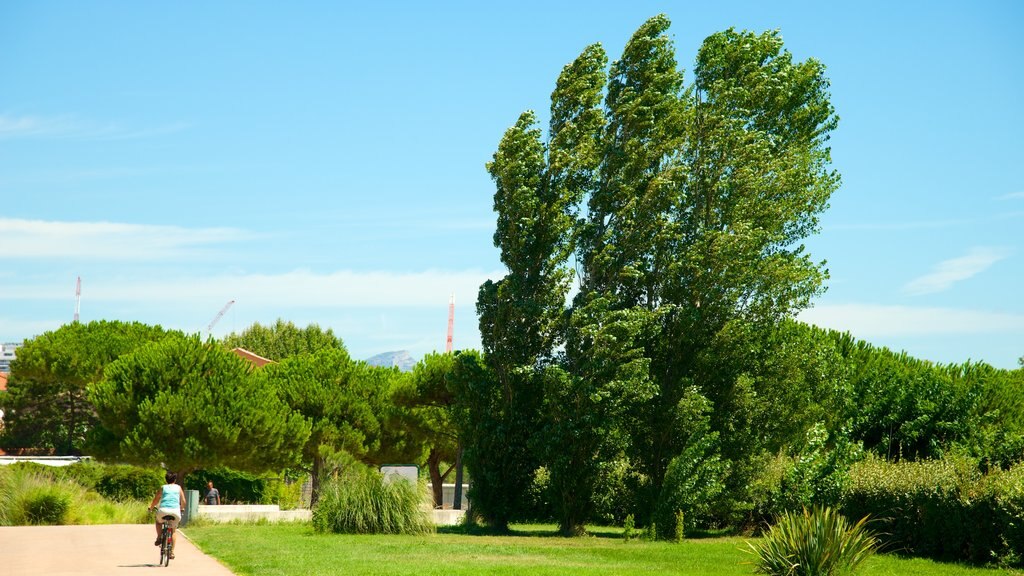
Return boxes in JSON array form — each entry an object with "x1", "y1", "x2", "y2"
[
  {"x1": 196, "y1": 504, "x2": 310, "y2": 523},
  {"x1": 196, "y1": 504, "x2": 464, "y2": 526}
]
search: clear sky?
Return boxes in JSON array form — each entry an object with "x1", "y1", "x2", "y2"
[{"x1": 1, "y1": 1, "x2": 1021, "y2": 368}]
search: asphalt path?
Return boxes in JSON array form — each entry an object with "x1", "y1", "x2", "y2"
[{"x1": 0, "y1": 524, "x2": 236, "y2": 575}]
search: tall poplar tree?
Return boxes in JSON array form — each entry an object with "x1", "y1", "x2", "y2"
[{"x1": 477, "y1": 14, "x2": 840, "y2": 534}]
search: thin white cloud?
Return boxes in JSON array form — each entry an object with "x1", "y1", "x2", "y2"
[
  {"x1": 997, "y1": 192, "x2": 1024, "y2": 200},
  {"x1": 0, "y1": 268, "x2": 504, "y2": 309},
  {"x1": 903, "y1": 247, "x2": 1010, "y2": 296},
  {"x1": 0, "y1": 218, "x2": 251, "y2": 261},
  {"x1": 0, "y1": 114, "x2": 186, "y2": 141},
  {"x1": 799, "y1": 303, "x2": 1024, "y2": 337}
]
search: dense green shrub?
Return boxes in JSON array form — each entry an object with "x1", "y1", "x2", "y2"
[
  {"x1": 260, "y1": 474, "x2": 306, "y2": 510},
  {"x1": 653, "y1": 441, "x2": 727, "y2": 538},
  {"x1": 23, "y1": 486, "x2": 72, "y2": 524},
  {"x1": 843, "y1": 455, "x2": 1024, "y2": 566},
  {"x1": 0, "y1": 468, "x2": 79, "y2": 525},
  {"x1": 747, "y1": 506, "x2": 877, "y2": 576},
  {"x1": 95, "y1": 465, "x2": 163, "y2": 501},
  {"x1": 590, "y1": 458, "x2": 642, "y2": 526},
  {"x1": 61, "y1": 461, "x2": 106, "y2": 490},
  {"x1": 187, "y1": 468, "x2": 268, "y2": 504},
  {"x1": 312, "y1": 466, "x2": 433, "y2": 535}
]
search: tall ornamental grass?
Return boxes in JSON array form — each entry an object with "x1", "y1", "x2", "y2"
[
  {"x1": 0, "y1": 465, "x2": 150, "y2": 525},
  {"x1": 747, "y1": 506, "x2": 877, "y2": 576},
  {"x1": 312, "y1": 467, "x2": 433, "y2": 535}
]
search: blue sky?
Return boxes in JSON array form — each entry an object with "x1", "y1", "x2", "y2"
[{"x1": 1, "y1": 1, "x2": 1021, "y2": 368}]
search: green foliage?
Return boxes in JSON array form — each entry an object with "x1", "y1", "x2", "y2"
[
  {"x1": 312, "y1": 466, "x2": 433, "y2": 535},
  {"x1": 185, "y1": 468, "x2": 304, "y2": 508},
  {"x1": 843, "y1": 455, "x2": 1024, "y2": 566},
  {"x1": 0, "y1": 467, "x2": 79, "y2": 525},
  {"x1": 95, "y1": 464, "x2": 163, "y2": 501},
  {"x1": 187, "y1": 467, "x2": 266, "y2": 504},
  {"x1": 255, "y1": 349, "x2": 420, "y2": 505},
  {"x1": 260, "y1": 475, "x2": 305, "y2": 510},
  {"x1": 88, "y1": 333, "x2": 311, "y2": 476},
  {"x1": 655, "y1": 436, "x2": 727, "y2": 538},
  {"x1": 452, "y1": 346, "x2": 537, "y2": 531},
  {"x1": 674, "y1": 510, "x2": 685, "y2": 543},
  {"x1": 0, "y1": 464, "x2": 154, "y2": 526},
  {"x1": 23, "y1": 486, "x2": 72, "y2": 525},
  {"x1": 747, "y1": 507, "x2": 877, "y2": 576},
  {"x1": 221, "y1": 319, "x2": 346, "y2": 361},
  {"x1": 397, "y1": 352, "x2": 462, "y2": 509},
  {"x1": 825, "y1": 330, "x2": 1024, "y2": 466},
  {"x1": 479, "y1": 13, "x2": 843, "y2": 537},
  {"x1": 0, "y1": 321, "x2": 166, "y2": 455},
  {"x1": 623, "y1": 513, "x2": 636, "y2": 541},
  {"x1": 590, "y1": 457, "x2": 641, "y2": 525}
]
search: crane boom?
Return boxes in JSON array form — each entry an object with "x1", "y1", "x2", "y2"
[{"x1": 207, "y1": 300, "x2": 235, "y2": 334}]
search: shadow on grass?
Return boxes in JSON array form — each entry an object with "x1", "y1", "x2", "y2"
[{"x1": 437, "y1": 523, "x2": 736, "y2": 541}]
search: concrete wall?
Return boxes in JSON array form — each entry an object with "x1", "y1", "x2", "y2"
[
  {"x1": 426, "y1": 483, "x2": 471, "y2": 510},
  {"x1": 196, "y1": 504, "x2": 311, "y2": 523}
]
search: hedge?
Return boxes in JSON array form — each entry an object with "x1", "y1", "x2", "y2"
[{"x1": 843, "y1": 455, "x2": 1024, "y2": 567}]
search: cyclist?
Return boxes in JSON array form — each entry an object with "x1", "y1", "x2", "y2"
[{"x1": 148, "y1": 471, "x2": 186, "y2": 558}]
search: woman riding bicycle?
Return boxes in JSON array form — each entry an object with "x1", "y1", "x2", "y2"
[{"x1": 148, "y1": 471, "x2": 186, "y2": 558}]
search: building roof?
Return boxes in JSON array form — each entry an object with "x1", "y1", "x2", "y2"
[
  {"x1": 0, "y1": 372, "x2": 7, "y2": 392},
  {"x1": 231, "y1": 348, "x2": 275, "y2": 368}
]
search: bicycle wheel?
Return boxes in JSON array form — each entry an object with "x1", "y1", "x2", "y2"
[
  {"x1": 161, "y1": 525, "x2": 172, "y2": 567},
  {"x1": 158, "y1": 533, "x2": 167, "y2": 567}
]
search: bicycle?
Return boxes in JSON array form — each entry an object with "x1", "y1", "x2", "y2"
[{"x1": 151, "y1": 509, "x2": 177, "y2": 567}]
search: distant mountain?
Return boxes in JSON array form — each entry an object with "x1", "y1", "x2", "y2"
[{"x1": 365, "y1": 350, "x2": 417, "y2": 372}]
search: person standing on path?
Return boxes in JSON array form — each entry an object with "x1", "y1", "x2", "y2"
[{"x1": 205, "y1": 481, "x2": 221, "y2": 505}]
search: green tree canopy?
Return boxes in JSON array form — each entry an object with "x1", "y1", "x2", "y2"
[
  {"x1": 254, "y1": 349, "x2": 422, "y2": 504},
  {"x1": 88, "y1": 333, "x2": 310, "y2": 479},
  {"x1": 222, "y1": 319, "x2": 345, "y2": 361},
  {"x1": 478, "y1": 14, "x2": 841, "y2": 535},
  {"x1": 0, "y1": 320, "x2": 167, "y2": 455}
]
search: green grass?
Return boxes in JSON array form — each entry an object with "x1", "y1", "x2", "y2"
[{"x1": 185, "y1": 523, "x2": 1018, "y2": 576}]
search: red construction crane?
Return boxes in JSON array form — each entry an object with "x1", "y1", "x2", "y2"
[
  {"x1": 74, "y1": 277, "x2": 81, "y2": 323},
  {"x1": 445, "y1": 294, "x2": 454, "y2": 353}
]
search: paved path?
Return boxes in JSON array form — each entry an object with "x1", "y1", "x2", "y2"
[{"x1": 0, "y1": 524, "x2": 236, "y2": 575}]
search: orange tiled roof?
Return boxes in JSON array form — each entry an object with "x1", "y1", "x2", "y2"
[
  {"x1": 231, "y1": 348, "x2": 275, "y2": 368},
  {"x1": 0, "y1": 372, "x2": 7, "y2": 392}
]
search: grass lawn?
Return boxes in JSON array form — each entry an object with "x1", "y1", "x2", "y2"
[{"x1": 185, "y1": 523, "x2": 1019, "y2": 576}]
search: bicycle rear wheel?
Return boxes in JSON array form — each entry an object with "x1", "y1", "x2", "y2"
[{"x1": 160, "y1": 524, "x2": 172, "y2": 566}]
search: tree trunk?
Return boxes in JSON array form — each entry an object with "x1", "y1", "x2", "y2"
[
  {"x1": 427, "y1": 448, "x2": 444, "y2": 508},
  {"x1": 310, "y1": 456, "x2": 323, "y2": 508},
  {"x1": 453, "y1": 441, "x2": 464, "y2": 510}
]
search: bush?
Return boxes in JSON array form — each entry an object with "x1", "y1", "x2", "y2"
[
  {"x1": 95, "y1": 465, "x2": 163, "y2": 502},
  {"x1": 23, "y1": 486, "x2": 72, "y2": 525},
  {"x1": 842, "y1": 454, "x2": 1024, "y2": 566},
  {"x1": 260, "y1": 474, "x2": 306, "y2": 510},
  {"x1": 747, "y1": 506, "x2": 877, "y2": 576},
  {"x1": 312, "y1": 466, "x2": 433, "y2": 535},
  {"x1": 0, "y1": 468, "x2": 79, "y2": 526},
  {"x1": 187, "y1": 467, "x2": 268, "y2": 504},
  {"x1": 653, "y1": 443, "x2": 727, "y2": 538},
  {"x1": 0, "y1": 465, "x2": 151, "y2": 526},
  {"x1": 590, "y1": 458, "x2": 642, "y2": 526},
  {"x1": 61, "y1": 460, "x2": 106, "y2": 490}
]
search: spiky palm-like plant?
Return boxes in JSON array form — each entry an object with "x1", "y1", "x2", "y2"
[{"x1": 747, "y1": 506, "x2": 878, "y2": 576}]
